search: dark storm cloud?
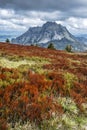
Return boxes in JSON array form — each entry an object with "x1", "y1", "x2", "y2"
[
  {"x1": 0, "y1": 0, "x2": 86, "y2": 11},
  {"x1": 0, "y1": 0, "x2": 87, "y2": 19}
]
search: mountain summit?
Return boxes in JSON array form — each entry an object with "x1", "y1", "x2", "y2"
[{"x1": 12, "y1": 22, "x2": 87, "y2": 51}]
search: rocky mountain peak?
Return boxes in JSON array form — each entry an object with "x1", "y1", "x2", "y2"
[
  {"x1": 11, "y1": 21, "x2": 87, "y2": 51},
  {"x1": 43, "y1": 21, "x2": 58, "y2": 27},
  {"x1": 42, "y1": 21, "x2": 64, "y2": 31}
]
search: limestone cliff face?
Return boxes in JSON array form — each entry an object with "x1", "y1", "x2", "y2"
[{"x1": 12, "y1": 22, "x2": 87, "y2": 51}]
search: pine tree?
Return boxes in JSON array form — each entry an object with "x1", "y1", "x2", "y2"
[
  {"x1": 6, "y1": 38, "x2": 10, "y2": 43},
  {"x1": 47, "y1": 43, "x2": 55, "y2": 50},
  {"x1": 65, "y1": 45, "x2": 72, "y2": 52}
]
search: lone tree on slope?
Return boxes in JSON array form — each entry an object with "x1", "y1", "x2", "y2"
[
  {"x1": 6, "y1": 38, "x2": 10, "y2": 43},
  {"x1": 47, "y1": 43, "x2": 55, "y2": 50}
]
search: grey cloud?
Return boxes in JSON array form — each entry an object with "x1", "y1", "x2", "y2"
[
  {"x1": 0, "y1": 0, "x2": 86, "y2": 11},
  {"x1": 0, "y1": 0, "x2": 87, "y2": 34},
  {"x1": 0, "y1": 0, "x2": 87, "y2": 19}
]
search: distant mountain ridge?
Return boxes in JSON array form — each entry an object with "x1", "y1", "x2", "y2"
[
  {"x1": 76, "y1": 36, "x2": 87, "y2": 45},
  {"x1": 12, "y1": 22, "x2": 87, "y2": 51}
]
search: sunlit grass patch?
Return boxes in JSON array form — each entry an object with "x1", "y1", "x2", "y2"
[
  {"x1": 64, "y1": 72, "x2": 78, "y2": 94},
  {"x1": 0, "y1": 57, "x2": 35, "y2": 68},
  {"x1": 0, "y1": 56, "x2": 50, "y2": 70}
]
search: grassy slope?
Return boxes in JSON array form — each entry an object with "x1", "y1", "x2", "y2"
[{"x1": 0, "y1": 42, "x2": 87, "y2": 130}]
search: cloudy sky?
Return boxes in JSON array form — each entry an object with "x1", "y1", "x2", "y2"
[{"x1": 0, "y1": 0, "x2": 87, "y2": 35}]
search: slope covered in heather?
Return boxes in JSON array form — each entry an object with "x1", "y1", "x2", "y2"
[{"x1": 0, "y1": 42, "x2": 87, "y2": 130}]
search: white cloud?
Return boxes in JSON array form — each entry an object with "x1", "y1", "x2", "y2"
[
  {"x1": 27, "y1": 11, "x2": 64, "y2": 20},
  {"x1": 59, "y1": 17, "x2": 87, "y2": 34},
  {"x1": 0, "y1": 19, "x2": 26, "y2": 31},
  {"x1": 0, "y1": 9, "x2": 65, "y2": 31},
  {"x1": 53, "y1": 17, "x2": 87, "y2": 35},
  {"x1": 0, "y1": 8, "x2": 15, "y2": 18},
  {"x1": 0, "y1": 8, "x2": 87, "y2": 35}
]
